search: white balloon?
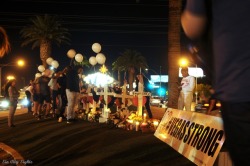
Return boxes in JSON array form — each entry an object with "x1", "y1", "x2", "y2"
[
  {"x1": 35, "y1": 73, "x2": 42, "y2": 78},
  {"x1": 75, "y1": 53, "x2": 83, "y2": 63},
  {"x1": 96, "y1": 53, "x2": 106, "y2": 64},
  {"x1": 51, "y1": 60, "x2": 59, "y2": 69},
  {"x1": 89, "y1": 56, "x2": 97, "y2": 66},
  {"x1": 92, "y1": 43, "x2": 101, "y2": 53},
  {"x1": 46, "y1": 57, "x2": 54, "y2": 65},
  {"x1": 38, "y1": 65, "x2": 45, "y2": 72},
  {"x1": 67, "y1": 49, "x2": 76, "y2": 58}
]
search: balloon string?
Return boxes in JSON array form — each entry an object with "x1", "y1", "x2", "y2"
[{"x1": 70, "y1": 58, "x2": 74, "y2": 66}]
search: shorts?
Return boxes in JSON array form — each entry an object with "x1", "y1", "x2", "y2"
[
  {"x1": 33, "y1": 94, "x2": 40, "y2": 102},
  {"x1": 39, "y1": 94, "x2": 51, "y2": 104}
]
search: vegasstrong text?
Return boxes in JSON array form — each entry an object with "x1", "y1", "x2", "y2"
[{"x1": 166, "y1": 117, "x2": 224, "y2": 157}]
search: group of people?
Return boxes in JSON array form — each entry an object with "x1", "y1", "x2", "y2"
[{"x1": 4, "y1": 65, "x2": 85, "y2": 126}]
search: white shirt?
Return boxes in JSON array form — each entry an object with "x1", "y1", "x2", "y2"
[
  {"x1": 181, "y1": 75, "x2": 195, "y2": 93},
  {"x1": 25, "y1": 85, "x2": 33, "y2": 94}
]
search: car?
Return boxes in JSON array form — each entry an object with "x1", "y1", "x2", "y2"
[
  {"x1": 0, "y1": 88, "x2": 29, "y2": 110},
  {"x1": 150, "y1": 96, "x2": 162, "y2": 106},
  {"x1": 0, "y1": 96, "x2": 9, "y2": 110}
]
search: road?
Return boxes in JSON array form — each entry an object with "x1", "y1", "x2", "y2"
[{"x1": 0, "y1": 106, "x2": 196, "y2": 166}]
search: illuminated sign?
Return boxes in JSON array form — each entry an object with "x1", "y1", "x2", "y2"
[
  {"x1": 179, "y1": 67, "x2": 204, "y2": 77},
  {"x1": 150, "y1": 75, "x2": 168, "y2": 83}
]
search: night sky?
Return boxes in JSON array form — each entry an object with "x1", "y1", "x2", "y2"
[
  {"x1": 0, "y1": 0, "x2": 212, "y2": 89},
  {"x1": 0, "y1": 0, "x2": 168, "y2": 88}
]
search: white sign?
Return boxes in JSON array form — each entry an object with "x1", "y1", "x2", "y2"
[
  {"x1": 154, "y1": 108, "x2": 225, "y2": 166},
  {"x1": 179, "y1": 67, "x2": 204, "y2": 77}
]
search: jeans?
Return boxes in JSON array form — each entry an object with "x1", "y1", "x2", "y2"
[
  {"x1": 178, "y1": 91, "x2": 193, "y2": 111},
  {"x1": 66, "y1": 89, "x2": 79, "y2": 120}
]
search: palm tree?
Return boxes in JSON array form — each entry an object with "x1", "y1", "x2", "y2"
[
  {"x1": 0, "y1": 26, "x2": 11, "y2": 58},
  {"x1": 112, "y1": 49, "x2": 148, "y2": 92},
  {"x1": 112, "y1": 56, "x2": 126, "y2": 86},
  {"x1": 167, "y1": 0, "x2": 182, "y2": 109},
  {"x1": 20, "y1": 14, "x2": 71, "y2": 68}
]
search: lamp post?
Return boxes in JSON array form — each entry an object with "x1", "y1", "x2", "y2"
[{"x1": 0, "y1": 60, "x2": 25, "y2": 96}]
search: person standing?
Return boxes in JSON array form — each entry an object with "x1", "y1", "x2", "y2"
[
  {"x1": 65, "y1": 66, "x2": 82, "y2": 124},
  {"x1": 57, "y1": 67, "x2": 68, "y2": 121},
  {"x1": 32, "y1": 77, "x2": 41, "y2": 117},
  {"x1": 7, "y1": 79, "x2": 20, "y2": 127},
  {"x1": 135, "y1": 74, "x2": 153, "y2": 119},
  {"x1": 25, "y1": 80, "x2": 34, "y2": 113},
  {"x1": 48, "y1": 72, "x2": 59, "y2": 117},
  {"x1": 37, "y1": 69, "x2": 51, "y2": 119},
  {"x1": 178, "y1": 67, "x2": 195, "y2": 111},
  {"x1": 181, "y1": 1, "x2": 250, "y2": 165},
  {"x1": 206, "y1": 87, "x2": 218, "y2": 115},
  {"x1": 143, "y1": 75, "x2": 153, "y2": 119}
]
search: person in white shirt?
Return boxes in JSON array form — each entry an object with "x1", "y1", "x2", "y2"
[{"x1": 178, "y1": 67, "x2": 195, "y2": 111}]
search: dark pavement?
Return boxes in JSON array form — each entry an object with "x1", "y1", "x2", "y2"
[{"x1": 0, "y1": 108, "x2": 195, "y2": 166}]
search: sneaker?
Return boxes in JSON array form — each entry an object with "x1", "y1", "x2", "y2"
[
  {"x1": 37, "y1": 115, "x2": 41, "y2": 120},
  {"x1": 67, "y1": 119, "x2": 72, "y2": 124},
  {"x1": 58, "y1": 117, "x2": 63, "y2": 123}
]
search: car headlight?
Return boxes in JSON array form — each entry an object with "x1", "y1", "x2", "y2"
[
  {"x1": 21, "y1": 98, "x2": 29, "y2": 106},
  {"x1": 0, "y1": 100, "x2": 9, "y2": 108}
]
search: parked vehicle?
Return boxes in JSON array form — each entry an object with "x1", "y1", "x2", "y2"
[{"x1": 150, "y1": 96, "x2": 161, "y2": 106}]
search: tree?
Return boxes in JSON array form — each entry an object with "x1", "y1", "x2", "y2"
[
  {"x1": 0, "y1": 26, "x2": 11, "y2": 58},
  {"x1": 112, "y1": 56, "x2": 126, "y2": 86},
  {"x1": 112, "y1": 49, "x2": 148, "y2": 91},
  {"x1": 20, "y1": 14, "x2": 71, "y2": 68},
  {"x1": 167, "y1": 0, "x2": 182, "y2": 109}
]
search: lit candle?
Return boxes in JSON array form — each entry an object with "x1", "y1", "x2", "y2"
[
  {"x1": 153, "y1": 121, "x2": 159, "y2": 130},
  {"x1": 135, "y1": 121, "x2": 140, "y2": 131},
  {"x1": 143, "y1": 113, "x2": 147, "y2": 123},
  {"x1": 88, "y1": 113, "x2": 91, "y2": 121}
]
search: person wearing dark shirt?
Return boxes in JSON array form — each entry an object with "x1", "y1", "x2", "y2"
[
  {"x1": 65, "y1": 66, "x2": 82, "y2": 123},
  {"x1": 57, "y1": 67, "x2": 68, "y2": 121},
  {"x1": 37, "y1": 69, "x2": 51, "y2": 119},
  {"x1": 181, "y1": 1, "x2": 250, "y2": 165}
]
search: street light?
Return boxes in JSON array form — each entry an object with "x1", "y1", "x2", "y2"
[
  {"x1": 0, "y1": 59, "x2": 25, "y2": 96},
  {"x1": 7, "y1": 75, "x2": 15, "y2": 80}
]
